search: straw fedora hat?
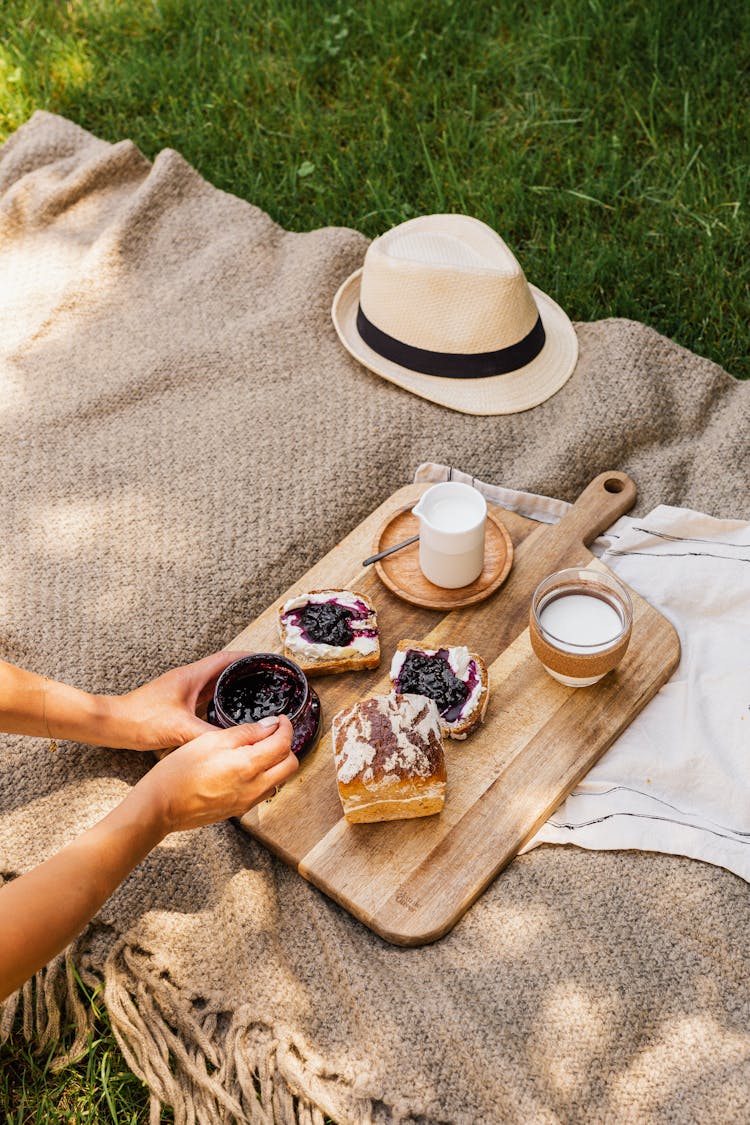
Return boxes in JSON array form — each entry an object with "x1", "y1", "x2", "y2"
[{"x1": 331, "y1": 214, "x2": 578, "y2": 415}]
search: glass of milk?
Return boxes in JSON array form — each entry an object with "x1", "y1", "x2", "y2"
[
  {"x1": 529, "y1": 567, "x2": 633, "y2": 687},
  {"x1": 412, "y1": 482, "x2": 487, "y2": 588}
]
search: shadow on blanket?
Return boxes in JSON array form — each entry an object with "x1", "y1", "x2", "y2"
[{"x1": 1, "y1": 112, "x2": 749, "y2": 1124}]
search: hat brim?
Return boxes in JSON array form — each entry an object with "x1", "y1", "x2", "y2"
[{"x1": 331, "y1": 269, "x2": 578, "y2": 416}]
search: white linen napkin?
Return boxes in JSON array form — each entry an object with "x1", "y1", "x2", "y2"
[{"x1": 415, "y1": 463, "x2": 750, "y2": 881}]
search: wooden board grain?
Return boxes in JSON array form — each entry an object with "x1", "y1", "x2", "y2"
[{"x1": 232, "y1": 471, "x2": 681, "y2": 946}]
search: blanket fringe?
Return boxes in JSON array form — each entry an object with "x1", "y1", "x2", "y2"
[
  {"x1": 1, "y1": 936, "x2": 366, "y2": 1125},
  {"x1": 0, "y1": 940, "x2": 98, "y2": 1069},
  {"x1": 103, "y1": 939, "x2": 349, "y2": 1125}
]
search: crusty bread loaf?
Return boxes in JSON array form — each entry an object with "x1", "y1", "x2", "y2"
[
  {"x1": 389, "y1": 640, "x2": 489, "y2": 739},
  {"x1": 332, "y1": 693, "x2": 446, "y2": 823},
  {"x1": 278, "y1": 588, "x2": 380, "y2": 675}
]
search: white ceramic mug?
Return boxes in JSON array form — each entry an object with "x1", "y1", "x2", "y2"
[{"x1": 412, "y1": 482, "x2": 487, "y2": 588}]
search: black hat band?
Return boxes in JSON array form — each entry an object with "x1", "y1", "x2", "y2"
[{"x1": 356, "y1": 304, "x2": 546, "y2": 379}]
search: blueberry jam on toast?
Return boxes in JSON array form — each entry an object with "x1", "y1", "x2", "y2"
[
  {"x1": 390, "y1": 642, "x2": 489, "y2": 739},
  {"x1": 278, "y1": 589, "x2": 380, "y2": 675}
]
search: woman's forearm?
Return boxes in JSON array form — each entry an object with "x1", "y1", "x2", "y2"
[
  {"x1": 0, "y1": 652, "x2": 249, "y2": 752},
  {"x1": 0, "y1": 782, "x2": 167, "y2": 1001},
  {"x1": 0, "y1": 717, "x2": 297, "y2": 1001},
  {"x1": 0, "y1": 659, "x2": 116, "y2": 746}
]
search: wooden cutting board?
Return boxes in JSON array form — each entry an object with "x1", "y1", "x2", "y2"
[{"x1": 231, "y1": 471, "x2": 680, "y2": 946}]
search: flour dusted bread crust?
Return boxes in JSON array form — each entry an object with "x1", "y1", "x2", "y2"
[
  {"x1": 332, "y1": 693, "x2": 446, "y2": 823},
  {"x1": 277, "y1": 588, "x2": 380, "y2": 675},
  {"x1": 389, "y1": 640, "x2": 489, "y2": 739}
]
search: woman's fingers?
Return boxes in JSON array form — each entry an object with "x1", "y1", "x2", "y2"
[
  {"x1": 215, "y1": 715, "x2": 292, "y2": 761},
  {"x1": 143, "y1": 714, "x2": 297, "y2": 833},
  {"x1": 173, "y1": 715, "x2": 220, "y2": 743},
  {"x1": 238, "y1": 723, "x2": 296, "y2": 774},
  {"x1": 242, "y1": 753, "x2": 299, "y2": 810},
  {"x1": 153, "y1": 708, "x2": 282, "y2": 752}
]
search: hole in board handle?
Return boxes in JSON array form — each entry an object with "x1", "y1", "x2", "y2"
[{"x1": 603, "y1": 477, "x2": 625, "y2": 494}]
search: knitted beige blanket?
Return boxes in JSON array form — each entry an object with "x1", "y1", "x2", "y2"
[{"x1": 1, "y1": 112, "x2": 749, "y2": 1125}]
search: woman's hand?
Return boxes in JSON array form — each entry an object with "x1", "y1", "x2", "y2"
[
  {"x1": 0, "y1": 714, "x2": 297, "y2": 1001},
  {"x1": 0, "y1": 651, "x2": 254, "y2": 753},
  {"x1": 136, "y1": 713, "x2": 298, "y2": 832},
  {"x1": 102, "y1": 650, "x2": 249, "y2": 751}
]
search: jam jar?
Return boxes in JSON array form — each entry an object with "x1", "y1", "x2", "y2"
[{"x1": 207, "y1": 653, "x2": 321, "y2": 758}]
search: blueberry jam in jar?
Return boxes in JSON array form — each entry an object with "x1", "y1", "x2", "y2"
[
  {"x1": 208, "y1": 653, "x2": 321, "y2": 759},
  {"x1": 395, "y1": 648, "x2": 478, "y2": 723},
  {"x1": 281, "y1": 597, "x2": 374, "y2": 648}
]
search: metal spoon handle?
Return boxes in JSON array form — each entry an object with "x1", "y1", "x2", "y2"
[{"x1": 362, "y1": 534, "x2": 419, "y2": 567}]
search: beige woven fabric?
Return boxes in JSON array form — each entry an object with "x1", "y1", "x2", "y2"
[{"x1": 1, "y1": 112, "x2": 750, "y2": 1125}]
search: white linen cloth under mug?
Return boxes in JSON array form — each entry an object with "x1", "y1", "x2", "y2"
[{"x1": 415, "y1": 463, "x2": 750, "y2": 883}]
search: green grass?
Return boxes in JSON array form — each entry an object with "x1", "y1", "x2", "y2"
[
  {"x1": 0, "y1": 0, "x2": 748, "y2": 1117},
  {"x1": 0, "y1": 974, "x2": 170, "y2": 1124},
  {"x1": 0, "y1": 1027, "x2": 170, "y2": 1125},
  {"x1": 1, "y1": 0, "x2": 749, "y2": 377}
]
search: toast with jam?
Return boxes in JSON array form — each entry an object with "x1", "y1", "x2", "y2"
[
  {"x1": 389, "y1": 640, "x2": 489, "y2": 739},
  {"x1": 278, "y1": 589, "x2": 380, "y2": 676}
]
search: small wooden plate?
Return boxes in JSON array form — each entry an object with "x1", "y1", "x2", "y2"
[{"x1": 372, "y1": 504, "x2": 514, "y2": 610}]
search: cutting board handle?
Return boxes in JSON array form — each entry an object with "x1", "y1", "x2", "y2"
[{"x1": 563, "y1": 470, "x2": 637, "y2": 547}]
